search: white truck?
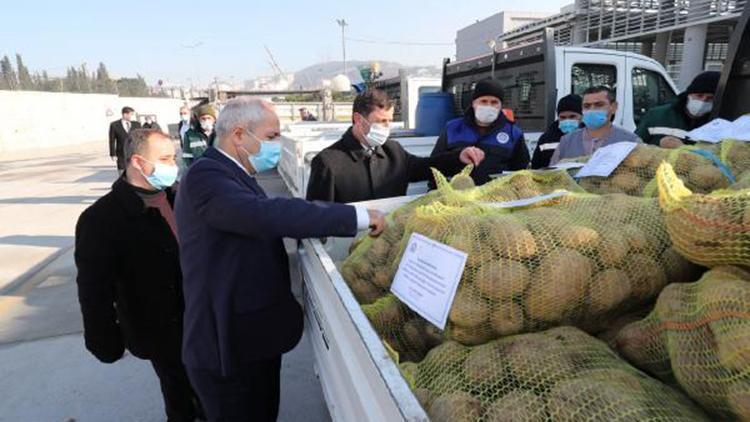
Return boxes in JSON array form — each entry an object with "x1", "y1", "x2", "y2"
[
  {"x1": 279, "y1": 30, "x2": 677, "y2": 199},
  {"x1": 298, "y1": 11, "x2": 750, "y2": 422}
]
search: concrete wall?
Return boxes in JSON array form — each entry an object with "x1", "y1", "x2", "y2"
[
  {"x1": 455, "y1": 11, "x2": 552, "y2": 61},
  {"x1": 0, "y1": 90, "x2": 185, "y2": 156}
]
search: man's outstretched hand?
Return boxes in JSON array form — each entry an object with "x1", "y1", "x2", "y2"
[
  {"x1": 367, "y1": 209, "x2": 386, "y2": 237},
  {"x1": 459, "y1": 147, "x2": 485, "y2": 166}
]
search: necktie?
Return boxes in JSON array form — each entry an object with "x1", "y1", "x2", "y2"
[{"x1": 126, "y1": 121, "x2": 131, "y2": 132}]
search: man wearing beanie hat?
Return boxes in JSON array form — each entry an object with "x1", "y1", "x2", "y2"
[
  {"x1": 430, "y1": 78, "x2": 529, "y2": 185},
  {"x1": 531, "y1": 94, "x2": 583, "y2": 168},
  {"x1": 182, "y1": 104, "x2": 218, "y2": 166},
  {"x1": 635, "y1": 71, "x2": 720, "y2": 148}
]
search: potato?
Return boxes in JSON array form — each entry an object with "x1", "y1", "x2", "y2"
[
  {"x1": 587, "y1": 269, "x2": 632, "y2": 315},
  {"x1": 463, "y1": 342, "x2": 507, "y2": 385},
  {"x1": 560, "y1": 225, "x2": 601, "y2": 250},
  {"x1": 444, "y1": 233, "x2": 495, "y2": 268},
  {"x1": 489, "y1": 218, "x2": 538, "y2": 260},
  {"x1": 450, "y1": 173, "x2": 476, "y2": 191},
  {"x1": 425, "y1": 371, "x2": 466, "y2": 396},
  {"x1": 362, "y1": 295, "x2": 403, "y2": 333},
  {"x1": 413, "y1": 388, "x2": 434, "y2": 410},
  {"x1": 715, "y1": 326, "x2": 750, "y2": 372},
  {"x1": 526, "y1": 249, "x2": 592, "y2": 323},
  {"x1": 596, "y1": 231, "x2": 630, "y2": 266},
  {"x1": 372, "y1": 270, "x2": 392, "y2": 289},
  {"x1": 547, "y1": 378, "x2": 641, "y2": 421},
  {"x1": 484, "y1": 390, "x2": 546, "y2": 422},
  {"x1": 429, "y1": 391, "x2": 484, "y2": 422},
  {"x1": 689, "y1": 165, "x2": 727, "y2": 191},
  {"x1": 448, "y1": 322, "x2": 495, "y2": 346},
  {"x1": 344, "y1": 272, "x2": 382, "y2": 304},
  {"x1": 490, "y1": 300, "x2": 525, "y2": 336},
  {"x1": 611, "y1": 172, "x2": 642, "y2": 194},
  {"x1": 620, "y1": 225, "x2": 650, "y2": 251},
  {"x1": 449, "y1": 287, "x2": 490, "y2": 328},
  {"x1": 505, "y1": 334, "x2": 574, "y2": 388},
  {"x1": 366, "y1": 237, "x2": 392, "y2": 264},
  {"x1": 421, "y1": 341, "x2": 469, "y2": 372},
  {"x1": 622, "y1": 146, "x2": 653, "y2": 168},
  {"x1": 475, "y1": 259, "x2": 530, "y2": 302},
  {"x1": 615, "y1": 322, "x2": 671, "y2": 377},
  {"x1": 624, "y1": 254, "x2": 668, "y2": 301},
  {"x1": 402, "y1": 319, "x2": 430, "y2": 359}
]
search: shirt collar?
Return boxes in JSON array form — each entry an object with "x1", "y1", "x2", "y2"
[{"x1": 216, "y1": 147, "x2": 252, "y2": 176}]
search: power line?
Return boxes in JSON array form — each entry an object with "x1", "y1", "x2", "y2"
[{"x1": 344, "y1": 36, "x2": 453, "y2": 46}]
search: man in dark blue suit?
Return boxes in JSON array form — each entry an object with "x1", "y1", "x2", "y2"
[{"x1": 174, "y1": 97, "x2": 385, "y2": 421}]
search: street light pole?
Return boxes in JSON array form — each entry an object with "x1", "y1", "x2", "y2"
[
  {"x1": 336, "y1": 19, "x2": 348, "y2": 76},
  {"x1": 487, "y1": 39, "x2": 497, "y2": 78}
]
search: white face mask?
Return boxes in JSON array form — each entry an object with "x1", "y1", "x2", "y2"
[
  {"x1": 475, "y1": 105, "x2": 500, "y2": 125},
  {"x1": 363, "y1": 119, "x2": 390, "y2": 148},
  {"x1": 180, "y1": 114, "x2": 190, "y2": 122},
  {"x1": 200, "y1": 120, "x2": 214, "y2": 132},
  {"x1": 686, "y1": 98, "x2": 713, "y2": 117}
]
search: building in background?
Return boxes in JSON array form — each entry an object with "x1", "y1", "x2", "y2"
[
  {"x1": 455, "y1": 11, "x2": 553, "y2": 61},
  {"x1": 488, "y1": 0, "x2": 746, "y2": 88}
]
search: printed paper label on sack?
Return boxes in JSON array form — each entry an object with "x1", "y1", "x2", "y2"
[
  {"x1": 390, "y1": 233, "x2": 467, "y2": 330},
  {"x1": 575, "y1": 142, "x2": 638, "y2": 178}
]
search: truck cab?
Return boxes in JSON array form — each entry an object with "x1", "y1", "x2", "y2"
[{"x1": 442, "y1": 30, "x2": 679, "y2": 147}]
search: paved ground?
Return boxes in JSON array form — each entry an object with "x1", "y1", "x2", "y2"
[{"x1": 0, "y1": 143, "x2": 331, "y2": 421}]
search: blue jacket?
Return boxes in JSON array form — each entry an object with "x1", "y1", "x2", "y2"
[
  {"x1": 175, "y1": 147, "x2": 358, "y2": 375},
  {"x1": 430, "y1": 110, "x2": 529, "y2": 185}
]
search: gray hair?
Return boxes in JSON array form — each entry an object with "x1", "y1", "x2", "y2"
[
  {"x1": 215, "y1": 97, "x2": 275, "y2": 140},
  {"x1": 125, "y1": 129, "x2": 170, "y2": 161}
]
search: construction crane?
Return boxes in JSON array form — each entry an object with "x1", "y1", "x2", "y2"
[{"x1": 264, "y1": 45, "x2": 286, "y2": 78}]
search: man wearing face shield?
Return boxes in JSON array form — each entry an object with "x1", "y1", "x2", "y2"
[
  {"x1": 306, "y1": 89, "x2": 484, "y2": 203},
  {"x1": 635, "y1": 71, "x2": 720, "y2": 148},
  {"x1": 75, "y1": 129, "x2": 203, "y2": 421},
  {"x1": 430, "y1": 79, "x2": 530, "y2": 185},
  {"x1": 182, "y1": 104, "x2": 217, "y2": 167},
  {"x1": 174, "y1": 97, "x2": 387, "y2": 420},
  {"x1": 550, "y1": 86, "x2": 641, "y2": 165}
]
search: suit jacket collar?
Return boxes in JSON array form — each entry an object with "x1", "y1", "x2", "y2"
[
  {"x1": 111, "y1": 177, "x2": 176, "y2": 217},
  {"x1": 340, "y1": 127, "x2": 385, "y2": 161},
  {"x1": 203, "y1": 147, "x2": 260, "y2": 193}
]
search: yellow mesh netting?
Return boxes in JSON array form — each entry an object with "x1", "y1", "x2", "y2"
[
  {"x1": 656, "y1": 161, "x2": 750, "y2": 268},
  {"x1": 615, "y1": 266, "x2": 750, "y2": 420},
  {"x1": 341, "y1": 167, "x2": 586, "y2": 305},
  {"x1": 573, "y1": 144, "x2": 732, "y2": 196},
  {"x1": 402, "y1": 326, "x2": 708, "y2": 421}
]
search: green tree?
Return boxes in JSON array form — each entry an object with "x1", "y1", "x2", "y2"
[
  {"x1": 16, "y1": 53, "x2": 33, "y2": 90},
  {"x1": 78, "y1": 63, "x2": 92, "y2": 93},
  {"x1": 0, "y1": 55, "x2": 17, "y2": 90},
  {"x1": 95, "y1": 62, "x2": 116, "y2": 93},
  {"x1": 116, "y1": 74, "x2": 150, "y2": 97}
]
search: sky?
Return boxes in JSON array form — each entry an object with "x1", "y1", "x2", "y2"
[{"x1": 1, "y1": 0, "x2": 568, "y2": 87}]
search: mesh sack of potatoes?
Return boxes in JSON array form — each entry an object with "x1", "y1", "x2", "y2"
[
  {"x1": 657, "y1": 161, "x2": 750, "y2": 268},
  {"x1": 399, "y1": 326, "x2": 708, "y2": 422},
  {"x1": 358, "y1": 191, "x2": 702, "y2": 359},
  {"x1": 615, "y1": 266, "x2": 750, "y2": 420},
  {"x1": 731, "y1": 170, "x2": 750, "y2": 190},
  {"x1": 575, "y1": 144, "x2": 731, "y2": 196},
  {"x1": 340, "y1": 167, "x2": 587, "y2": 305},
  {"x1": 717, "y1": 140, "x2": 750, "y2": 176}
]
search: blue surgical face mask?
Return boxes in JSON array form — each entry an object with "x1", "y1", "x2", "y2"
[
  {"x1": 139, "y1": 158, "x2": 178, "y2": 190},
  {"x1": 558, "y1": 119, "x2": 580, "y2": 134},
  {"x1": 245, "y1": 130, "x2": 281, "y2": 173},
  {"x1": 582, "y1": 109, "x2": 609, "y2": 130}
]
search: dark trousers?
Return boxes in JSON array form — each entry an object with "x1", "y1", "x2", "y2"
[
  {"x1": 187, "y1": 356, "x2": 282, "y2": 422},
  {"x1": 151, "y1": 357, "x2": 203, "y2": 422}
]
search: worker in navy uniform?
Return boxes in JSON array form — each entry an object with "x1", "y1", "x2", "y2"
[
  {"x1": 531, "y1": 94, "x2": 583, "y2": 169},
  {"x1": 175, "y1": 97, "x2": 386, "y2": 421},
  {"x1": 306, "y1": 89, "x2": 485, "y2": 203},
  {"x1": 430, "y1": 79, "x2": 530, "y2": 185}
]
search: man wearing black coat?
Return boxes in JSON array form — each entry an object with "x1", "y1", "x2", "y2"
[
  {"x1": 530, "y1": 94, "x2": 583, "y2": 169},
  {"x1": 75, "y1": 129, "x2": 201, "y2": 422},
  {"x1": 306, "y1": 89, "x2": 485, "y2": 203},
  {"x1": 108, "y1": 106, "x2": 142, "y2": 171}
]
